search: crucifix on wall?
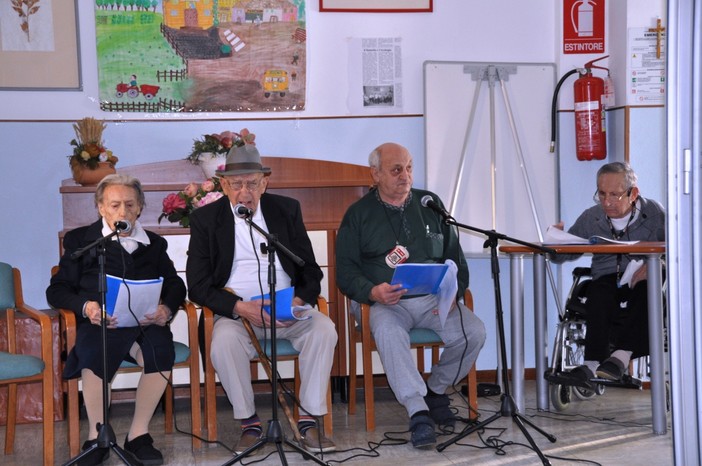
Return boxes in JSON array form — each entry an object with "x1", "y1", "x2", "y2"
[{"x1": 648, "y1": 18, "x2": 666, "y2": 59}]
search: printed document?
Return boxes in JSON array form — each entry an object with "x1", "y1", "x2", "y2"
[
  {"x1": 105, "y1": 275, "x2": 163, "y2": 328},
  {"x1": 544, "y1": 226, "x2": 639, "y2": 245}
]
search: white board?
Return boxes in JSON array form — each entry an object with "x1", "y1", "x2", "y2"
[{"x1": 424, "y1": 61, "x2": 558, "y2": 255}]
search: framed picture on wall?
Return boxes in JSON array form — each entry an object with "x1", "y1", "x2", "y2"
[
  {"x1": 0, "y1": 0, "x2": 82, "y2": 90},
  {"x1": 320, "y1": 0, "x2": 433, "y2": 13}
]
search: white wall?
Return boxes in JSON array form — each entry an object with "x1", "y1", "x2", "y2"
[
  {"x1": 0, "y1": 0, "x2": 557, "y2": 119},
  {"x1": 0, "y1": 0, "x2": 666, "y2": 375}
]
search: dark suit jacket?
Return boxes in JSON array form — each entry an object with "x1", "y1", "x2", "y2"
[
  {"x1": 47, "y1": 219, "x2": 186, "y2": 321},
  {"x1": 46, "y1": 219, "x2": 186, "y2": 379},
  {"x1": 186, "y1": 193, "x2": 323, "y2": 319}
]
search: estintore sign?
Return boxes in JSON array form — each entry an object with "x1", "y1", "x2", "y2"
[{"x1": 563, "y1": 0, "x2": 606, "y2": 54}]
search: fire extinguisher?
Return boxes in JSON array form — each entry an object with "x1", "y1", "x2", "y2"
[
  {"x1": 550, "y1": 55, "x2": 611, "y2": 161},
  {"x1": 573, "y1": 56, "x2": 608, "y2": 160}
]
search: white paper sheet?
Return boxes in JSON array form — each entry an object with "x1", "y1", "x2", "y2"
[{"x1": 106, "y1": 275, "x2": 163, "y2": 328}]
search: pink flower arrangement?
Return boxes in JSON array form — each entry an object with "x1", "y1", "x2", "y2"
[{"x1": 158, "y1": 178, "x2": 223, "y2": 228}]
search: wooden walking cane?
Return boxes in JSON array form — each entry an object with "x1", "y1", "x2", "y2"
[
  {"x1": 240, "y1": 316, "x2": 303, "y2": 442},
  {"x1": 217, "y1": 287, "x2": 304, "y2": 441}
]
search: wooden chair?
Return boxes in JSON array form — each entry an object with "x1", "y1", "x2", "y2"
[
  {"x1": 202, "y1": 296, "x2": 333, "y2": 442},
  {"x1": 0, "y1": 263, "x2": 54, "y2": 466},
  {"x1": 54, "y1": 263, "x2": 202, "y2": 456},
  {"x1": 346, "y1": 289, "x2": 479, "y2": 431}
]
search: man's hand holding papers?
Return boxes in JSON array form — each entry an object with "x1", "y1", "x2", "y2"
[
  {"x1": 250, "y1": 286, "x2": 313, "y2": 327},
  {"x1": 390, "y1": 260, "x2": 458, "y2": 328}
]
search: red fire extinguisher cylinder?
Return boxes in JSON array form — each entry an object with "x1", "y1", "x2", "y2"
[{"x1": 573, "y1": 70, "x2": 607, "y2": 161}]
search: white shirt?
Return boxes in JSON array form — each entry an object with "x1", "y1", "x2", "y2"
[{"x1": 224, "y1": 200, "x2": 292, "y2": 299}]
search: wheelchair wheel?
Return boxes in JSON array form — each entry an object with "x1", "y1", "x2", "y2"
[
  {"x1": 572, "y1": 383, "x2": 605, "y2": 400},
  {"x1": 550, "y1": 383, "x2": 573, "y2": 411}
]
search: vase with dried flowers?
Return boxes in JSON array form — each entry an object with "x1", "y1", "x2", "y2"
[
  {"x1": 186, "y1": 128, "x2": 255, "y2": 178},
  {"x1": 68, "y1": 117, "x2": 119, "y2": 186}
]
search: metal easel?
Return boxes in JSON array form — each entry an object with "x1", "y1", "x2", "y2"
[{"x1": 447, "y1": 63, "x2": 562, "y2": 410}]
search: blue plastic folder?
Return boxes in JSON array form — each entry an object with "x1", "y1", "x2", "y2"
[
  {"x1": 390, "y1": 263, "x2": 449, "y2": 296},
  {"x1": 105, "y1": 274, "x2": 163, "y2": 327},
  {"x1": 250, "y1": 286, "x2": 311, "y2": 322}
]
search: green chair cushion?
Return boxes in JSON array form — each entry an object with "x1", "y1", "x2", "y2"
[
  {"x1": 119, "y1": 341, "x2": 190, "y2": 368},
  {"x1": 0, "y1": 351, "x2": 45, "y2": 380},
  {"x1": 257, "y1": 338, "x2": 299, "y2": 358},
  {"x1": 409, "y1": 328, "x2": 443, "y2": 345}
]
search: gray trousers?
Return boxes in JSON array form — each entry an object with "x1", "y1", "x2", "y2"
[
  {"x1": 352, "y1": 294, "x2": 486, "y2": 417},
  {"x1": 210, "y1": 309, "x2": 338, "y2": 420}
]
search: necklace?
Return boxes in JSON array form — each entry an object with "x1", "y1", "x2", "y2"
[
  {"x1": 377, "y1": 191, "x2": 411, "y2": 267},
  {"x1": 606, "y1": 207, "x2": 636, "y2": 240},
  {"x1": 607, "y1": 207, "x2": 636, "y2": 285}
]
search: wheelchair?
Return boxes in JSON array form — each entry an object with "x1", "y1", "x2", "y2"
[{"x1": 544, "y1": 267, "x2": 643, "y2": 411}]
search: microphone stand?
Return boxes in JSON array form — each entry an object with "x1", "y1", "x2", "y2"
[
  {"x1": 434, "y1": 215, "x2": 557, "y2": 466},
  {"x1": 223, "y1": 216, "x2": 327, "y2": 466},
  {"x1": 64, "y1": 226, "x2": 139, "y2": 466}
]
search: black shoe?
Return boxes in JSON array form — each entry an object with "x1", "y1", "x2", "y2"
[
  {"x1": 409, "y1": 413, "x2": 436, "y2": 449},
  {"x1": 549, "y1": 365, "x2": 595, "y2": 390},
  {"x1": 124, "y1": 433, "x2": 163, "y2": 465},
  {"x1": 77, "y1": 439, "x2": 109, "y2": 466},
  {"x1": 424, "y1": 393, "x2": 455, "y2": 427},
  {"x1": 596, "y1": 357, "x2": 626, "y2": 381}
]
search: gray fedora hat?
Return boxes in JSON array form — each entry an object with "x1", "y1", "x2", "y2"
[{"x1": 216, "y1": 144, "x2": 272, "y2": 177}]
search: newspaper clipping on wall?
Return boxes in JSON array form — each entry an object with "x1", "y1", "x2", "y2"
[{"x1": 348, "y1": 37, "x2": 404, "y2": 114}]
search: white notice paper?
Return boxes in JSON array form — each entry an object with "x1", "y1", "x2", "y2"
[{"x1": 105, "y1": 274, "x2": 163, "y2": 327}]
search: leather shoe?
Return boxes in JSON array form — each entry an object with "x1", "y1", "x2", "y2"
[
  {"x1": 549, "y1": 365, "x2": 595, "y2": 390},
  {"x1": 124, "y1": 433, "x2": 163, "y2": 465},
  {"x1": 409, "y1": 414, "x2": 436, "y2": 449},
  {"x1": 596, "y1": 357, "x2": 626, "y2": 381},
  {"x1": 77, "y1": 439, "x2": 109, "y2": 466},
  {"x1": 298, "y1": 425, "x2": 337, "y2": 453},
  {"x1": 424, "y1": 393, "x2": 455, "y2": 427},
  {"x1": 234, "y1": 428, "x2": 263, "y2": 455}
]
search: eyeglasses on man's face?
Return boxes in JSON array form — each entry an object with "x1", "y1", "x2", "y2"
[
  {"x1": 225, "y1": 178, "x2": 263, "y2": 191},
  {"x1": 593, "y1": 187, "x2": 632, "y2": 204}
]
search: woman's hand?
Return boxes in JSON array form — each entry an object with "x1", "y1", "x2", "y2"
[
  {"x1": 140, "y1": 304, "x2": 172, "y2": 327},
  {"x1": 84, "y1": 300, "x2": 117, "y2": 328}
]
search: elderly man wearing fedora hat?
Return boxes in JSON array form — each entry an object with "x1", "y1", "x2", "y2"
[{"x1": 186, "y1": 144, "x2": 338, "y2": 454}]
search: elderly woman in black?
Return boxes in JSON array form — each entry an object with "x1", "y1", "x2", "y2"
[{"x1": 47, "y1": 174, "x2": 185, "y2": 466}]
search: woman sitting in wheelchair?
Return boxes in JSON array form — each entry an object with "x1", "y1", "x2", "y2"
[{"x1": 548, "y1": 162, "x2": 665, "y2": 390}]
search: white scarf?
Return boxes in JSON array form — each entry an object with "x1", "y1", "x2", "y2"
[{"x1": 101, "y1": 218, "x2": 150, "y2": 254}]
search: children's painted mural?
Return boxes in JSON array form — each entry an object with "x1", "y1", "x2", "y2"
[{"x1": 95, "y1": 0, "x2": 306, "y2": 113}]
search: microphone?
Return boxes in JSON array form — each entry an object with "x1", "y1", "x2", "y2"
[
  {"x1": 234, "y1": 204, "x2": 254, "y2": 219},
  {"x1": 420, "y1": 195, "x2": 452, "y2": 220},
  {"x1": 114, "y1": 220, "x2": 132, "y2": 233}
]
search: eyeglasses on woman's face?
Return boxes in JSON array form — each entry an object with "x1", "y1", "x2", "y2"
[{"x1": 593, "y1": 188, "x2": 632, "y2": 204}]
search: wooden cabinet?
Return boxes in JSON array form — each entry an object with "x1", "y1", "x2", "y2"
[{"x1": 58, "y1": 158, "x2": 371, "y2": 383}]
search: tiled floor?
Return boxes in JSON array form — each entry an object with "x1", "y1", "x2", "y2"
[{"x1": 2, "y1": 380, "x2": 673, "y2": 465}]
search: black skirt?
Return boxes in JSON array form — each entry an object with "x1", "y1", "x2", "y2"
[{"x1": 63, "y1": 322, "x2": 175, "y2": 381}]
